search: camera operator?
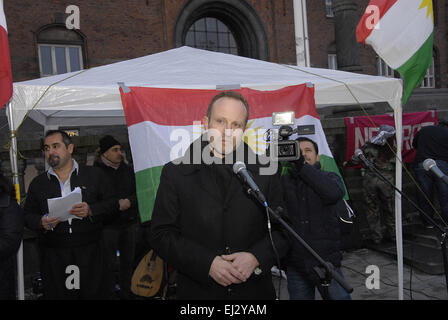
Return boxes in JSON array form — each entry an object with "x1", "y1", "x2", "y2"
[{"x1": 280, "y1": 137, "x2": 351, "y2": 300}]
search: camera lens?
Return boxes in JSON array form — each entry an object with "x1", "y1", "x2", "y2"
[{"x1": 279, "y1": 145, "x2": 294, "y2": 156}]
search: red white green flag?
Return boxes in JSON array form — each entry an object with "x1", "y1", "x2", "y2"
[
  {"x1": 120, "y1": 85, "x2": 344, "y2": 222},
  {"x1": 356, "y1": 0, "x2": 434, "y2": 104},
  {"x1": 0, "y1": 0, "x2": 12, "y2": 108}
]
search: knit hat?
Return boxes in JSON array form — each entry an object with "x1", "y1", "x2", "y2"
[{"x1": 99, "y1": 135, "x2": 121, "y2": 154}]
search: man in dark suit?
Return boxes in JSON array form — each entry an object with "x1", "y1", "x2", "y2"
[
  {"x1": 24, "y1": 130, "x2": 117, "y2": 299},
  {"x1": 150, "y1": 91, "x2": 289, "y2": 300}
]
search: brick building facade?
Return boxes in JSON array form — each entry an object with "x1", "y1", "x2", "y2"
[
  {"x1": 4, "y1": 0, "x2": 447, "y2": 109},
  {"x1": 5, "y1": 0, "x2": 297, "y2": 82}
]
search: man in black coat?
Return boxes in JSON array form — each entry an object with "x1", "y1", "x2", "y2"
[
  {"x1": 412, "y1": 120, "x2": 448, "y2": 226},
  {"x1": 150, "y1": 91, "x2": 290, "y2": 300},
  {"x1": 24, "y1": 130, "x2": 117, "y2": 299},
  {"x1": 94, "y1": 135, "x2": 139, "y2": 299},
  {"x1": 281, "y1": 137, "x2": 351, "y2": 300},
  {"x1": 0, "y1": 172, "x2": 23, "y2": 300}
]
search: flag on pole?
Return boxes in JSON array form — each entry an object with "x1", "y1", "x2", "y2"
[
  {"x1": 120, "y1": 84, "x2": 345, "y2": 222},
  {"x1": 0, "y1": 0, "x2": 12, "y2": 109},
  {"x1": 356, "y1": 0, "x2": 434, "y2": 104}
]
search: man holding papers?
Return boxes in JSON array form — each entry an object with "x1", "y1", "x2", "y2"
[{"x1": 24, "y1": 130, "x2": 117, "y2": 299}]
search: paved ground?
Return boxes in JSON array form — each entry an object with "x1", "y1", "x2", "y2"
[
  {"x1": 24, "y1": 247, "x2": 448, "y2": 300},
  {"x1": 273, "y1": 247, "x2": 448, "y2": 300}
]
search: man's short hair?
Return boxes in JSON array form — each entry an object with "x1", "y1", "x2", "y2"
[
  {"x1": 207, "y1": 91, "x2": 250, "y2": 125},
  {"x1": 297, "y1": 137, "x2": 319, "y2": 154},
  {"x1": 43, "y1": 130, "x2": 73, "y2": 149}
]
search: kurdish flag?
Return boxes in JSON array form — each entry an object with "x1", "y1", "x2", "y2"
[
  {"x1": 0, "y1": 0, "x2": 12, "y2": 108},
  {"x1": 120, "y1": 84, "x2": 344, "y2": 222},
  {"x1": 356, "y1": 0, "x2": 434, "y2": 104}
]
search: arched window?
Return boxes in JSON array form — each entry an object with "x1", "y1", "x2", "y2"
[
  {"x1": 36, "y1": 25, "x2": 86, "y2": 77},
  {"x1": 185, "y1": 17, "x2": 238, "y2": 55},
  {"x1": 174, "y1": 0, "x2": 269, "y2": 60}
]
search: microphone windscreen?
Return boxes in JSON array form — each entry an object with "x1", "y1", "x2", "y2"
[
  {"x1": 233, "y1": 161, "x2": 246, "y2": 174},
  {"x1": 423, "y1": 158, "x2": 436, "y2": 171}
]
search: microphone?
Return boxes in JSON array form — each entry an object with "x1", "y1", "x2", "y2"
[
  {"x1": 354, "y1": 149, "x2": 372, "y2": 168},
  {"x1": 423, "y1": 159, "x2": 448, "y2": 185},
  {"x1": 233, "y1": 161, "x2": 267, "y2": 206}
]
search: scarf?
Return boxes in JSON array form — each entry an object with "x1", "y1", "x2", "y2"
[{"x1": 101, "y1": 155, "x2": 120, "y2": 170}]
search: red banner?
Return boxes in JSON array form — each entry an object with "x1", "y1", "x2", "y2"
[{"x1": 345, "y1": 111, "x2": 437, "y2": 163}]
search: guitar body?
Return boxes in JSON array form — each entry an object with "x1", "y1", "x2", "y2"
[{"x1": 131, "y1": 249, "x2": 164, "y2": 297}]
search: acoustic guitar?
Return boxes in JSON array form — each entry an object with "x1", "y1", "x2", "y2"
[{"x1": 131, "y1": 249, "x2": 164, "y2": 298}]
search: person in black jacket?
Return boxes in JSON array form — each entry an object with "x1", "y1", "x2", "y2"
[
  {"x1": 24, "y1": 130, "x2": 117, "y2": 299},
  {"x1": 94, "y1": 135, "x2": 139, "y2": 299},
  {"x1": 281, "y1": 137, "x2": 351, "y2": 300},
  {"x1": 412, "y1": 120, "x2": 448, "y2": 227},
  {"x1": 0, "y1": 172, "x2": 24, "y2": 299},
  {"x1": 150, "y1": 91, "x2": 290, "y2": 299}
]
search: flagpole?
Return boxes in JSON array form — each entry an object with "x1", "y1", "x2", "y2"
[
  {"x1": 6, "y1": 100, "x2": 25, "y2": 300},
  {"x1": 293, "y1": 0, "x2": 310, "y2": 67},
  {"x1": 394, "y1": 105, "x2": 404, "y2": 300}
]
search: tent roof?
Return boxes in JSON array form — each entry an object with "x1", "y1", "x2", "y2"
[{"x1": 10, "y1": 46, "x2": 402, "y2": 128}]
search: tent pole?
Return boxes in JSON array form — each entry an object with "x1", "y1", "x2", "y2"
[
  {"x1": 394, "y1": 105, "x2": 404, "y2": 300},
  {"x1": 6, "y1": 101, "x2": 25, "y2": 300}
]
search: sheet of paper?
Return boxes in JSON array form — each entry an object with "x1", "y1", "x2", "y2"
[{"x1": 47, "y1": 187, "x2": 83, "y2": 222}]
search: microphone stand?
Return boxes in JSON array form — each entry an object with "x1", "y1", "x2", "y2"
[
  {"x1": 359, "y1": 158, "x2": 448, "y2": 296},
  {"x1": 245, "y1": 187, "x2": 353, "y2": 299}
]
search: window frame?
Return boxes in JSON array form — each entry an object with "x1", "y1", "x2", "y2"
[
  {"x1": 325, "y1": 0, "x2": 334, "y2": 18},
  {"x1": 377, "y1": 57, "x2": 395, "y2": 78},
  {"x1": 174, "y1": 0, "x2": 269, "y2": 60},
  {"x1": 185, "y1": 17, "x2": 239, "y2": 55},
  {"x1": 328, "y1": 53, "x2": 337, "y2": 70},
  {"x1": 37, "y1": 44, "x2": 83, "y2": 77},
  {"x1": 420, "y1": 58, "x2": 435, "y2": 89}
]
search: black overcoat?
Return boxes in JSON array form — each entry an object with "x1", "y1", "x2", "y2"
[{"x1": 150, "y1": 138, "x2": 290, "y2": 299}]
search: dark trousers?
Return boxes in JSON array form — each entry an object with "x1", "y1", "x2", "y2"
[
  {"x1": 40, "y1": 240, "x2": 111, "y2": 300},
  {"x1": 414, "y1": 160, "x2": 448, "y2": 224},
  {"x1": 103, "y1": 223, "x2": 137, "y2": 299},
  {"x1": 0, "y1": 258, "x2": 16, "y2": 300},
  {"x1": 286, "y1": 268, "x2": 351, "y2": 300}
]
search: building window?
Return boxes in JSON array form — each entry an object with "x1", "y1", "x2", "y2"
[
  {"x1": 325, "y1": 0, "x2": 334, "y2": 17},
  {"x1": 328, "y1": 54, "x2": 337, "y2": 70},
  {"x1": 174, "y1": 0, "x2": 269, "y2": 60},
  {"x1": 38, "y1": 44, "x2": 83, "y2": 76},
  {"x1": 185, "y1": 17, "x2": 238, "y2": 55},
  {"x1": 421, "y1": 59, "x2": 435, "y2": 88},
  {"x1": 36, "y1": 24, "x2": 86, "y2": 77},
  {"x1": 377, "y1": 57, "x2": 394, "y2": 77}
]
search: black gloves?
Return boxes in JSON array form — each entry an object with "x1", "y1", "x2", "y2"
[{"x1": 289, "y1": 150, "x2": 305, "y2": 177}]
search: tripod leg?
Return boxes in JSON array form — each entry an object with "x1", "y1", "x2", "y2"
[
  {"x1": 440, "y1": 235, "x2": 448, "y2": 297},
  {"x1": 319, "y1": 283, "x2": 332, "y2": 300}
]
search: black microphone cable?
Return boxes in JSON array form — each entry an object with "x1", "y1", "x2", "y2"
[{"x1": 265, "y1": 206, "x2": 283, "y2": 300}]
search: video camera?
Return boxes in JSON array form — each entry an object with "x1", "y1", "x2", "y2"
[{"x1": 266, "y1": 111, "x2": 315, "y2": 161}]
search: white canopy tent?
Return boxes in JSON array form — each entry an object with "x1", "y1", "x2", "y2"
[
  {"x1": 10, "y1": 46, "x2": 403, "y2": 128},
  {"x1": 8, "y1": 46, "x2": 405, "y2": 299}
]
